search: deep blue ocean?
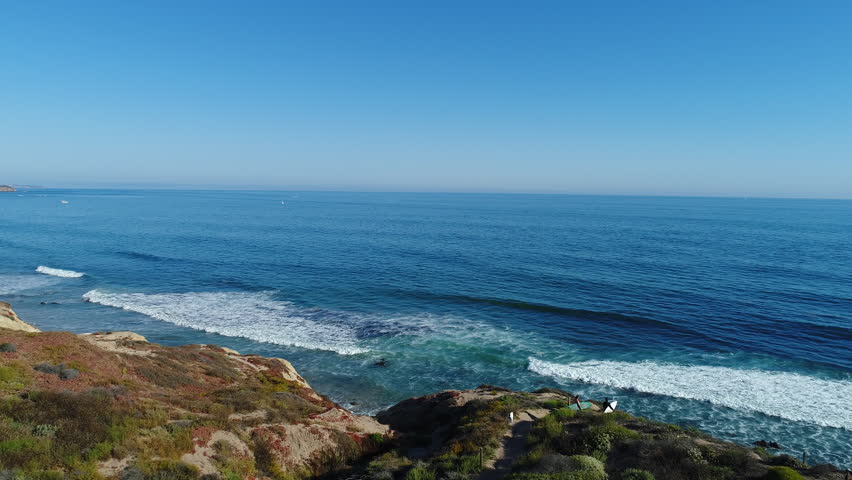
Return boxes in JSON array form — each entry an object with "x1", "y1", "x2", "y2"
[{"x1": 1, "y1": 189, "x2": 850, "y2": 466}]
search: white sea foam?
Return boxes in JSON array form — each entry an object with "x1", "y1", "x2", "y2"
[
  {"x1": 36, "y1": 266, "x2": 85, "y2": 278},
  {"x1": 0, "y1": 275, "x2": 59, "y2": 295},
  {"x1": 82, "y1": 289, "x2": 369, "y2": 355},
  {"x1": 528, "y1": 357, "x2": 852, "y2": 430}
]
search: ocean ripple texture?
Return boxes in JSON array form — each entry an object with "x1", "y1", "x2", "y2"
[{"x1": 1, "y1": 190, "x2": 850, "y2": 466}]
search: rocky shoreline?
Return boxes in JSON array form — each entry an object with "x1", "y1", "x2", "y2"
[{"x1": 1, "y1": 302, "x2": 846, "y2": 480}]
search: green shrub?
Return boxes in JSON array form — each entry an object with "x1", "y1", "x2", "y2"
[
  {"x1": 368, "y1": 451, "x2": 413, "y2": 478},
  {"x1": 32, "y1": 424, "x2": 59, "y2": 437},
  {"x1": 606, "y1": 411, "x2": 633, "y2": 422},
  {"x1": 620, "y1": 468, "x2": 655, "y2": 480},
  {"x1": 530, "y1": 415, "x2": 563, "y2": 445},
  {"x1": 566, "y1": 455, "x2": 606, "y2": 476},
  {"x1": 769, "y1": 454, "x2": 807, "y2": 469},
  {"x1": 507, "y1": 473, "x2": 605, "y2": 480},
  {"x1": 753, "y1": 446, "x2": 770, "y2": 460},
  {"x1": 0, "y1": 390, "x2": 121, "y2": 467},
  {"x1": 135, "y1": 426, "x2": 194, "y2": 459},
  {"x1": 0, "y1": 363, "x2": 30, "y2": 389},
  {"x1": 534, "y1": 454, "x2": 574, "y2": 473},
  {"x1": 405, "y1": 461, "x2": 436, "y2": 480},
  {"x1": 713, "y1": 446, "x2": 760, "y2": 473},
  {"x1": 137, "y1": 459, "x2": 200, "y2": 479},
  {"x1": 136, "y1": 357, "x2": 200, "y2": 388},
  {"x1": 569, "y1": 424, "x2": 640, "y2": 456},
  {"x1": 763, "y1": 466, "x2": 804, "y2": 480},
  {"x1": 459, "y1": 455, "x2": 482, "y2": 474},
  {"x1": 0, "y1": 342, "x2": 16, "y2": 352},
  {"x1": 210, "y1": 439, "x2": 257, "y2": 480},
  {"x1": 552, "y1": 407, "x2": 576, "y2": 421},
  {"x1": 515, "y1": 445, "x2": 548, "y2": 471},
  {"x1": 542, "y1": 399, "x2": 570, "y2": 409}
]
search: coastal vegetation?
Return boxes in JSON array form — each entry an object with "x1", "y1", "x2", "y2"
[
  {"x1": 1, "y1": 303, "x2": 846, "y2": 480},
  {"x1": 0, "y1": 313, "x2": 389, "y2": 480}
]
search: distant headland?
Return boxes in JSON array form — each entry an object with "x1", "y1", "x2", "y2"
[{"x1": 0, "y1": 185, "x2": 16, "y2": 192}]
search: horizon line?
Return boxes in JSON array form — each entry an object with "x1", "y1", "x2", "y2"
[{"x1": 8, "y1": 184, "x2": 852, "y2": 201}]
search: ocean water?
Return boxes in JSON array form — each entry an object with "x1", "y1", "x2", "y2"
[{"x1": 1, "y1": 189, "x2": 850, "y2": 466}]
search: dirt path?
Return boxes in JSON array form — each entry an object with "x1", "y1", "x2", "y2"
[{"x1": 477, "y1": 409, "x2": 547, "y2": 480}]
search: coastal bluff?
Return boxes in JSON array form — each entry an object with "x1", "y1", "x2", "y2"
[
  {"x1": 0, "y1": 301, "x2": 40, "y2": 332},
  {"x1": 0, "y1": 185, "x2": 16, "y2": 192},
  {"x1": 1, "y1": 302, "x2": 845, "y2": 480}
]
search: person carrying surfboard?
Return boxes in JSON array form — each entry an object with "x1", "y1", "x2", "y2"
[{"x1": 601, "y1": 397, "x2": 618, "y2": 413}]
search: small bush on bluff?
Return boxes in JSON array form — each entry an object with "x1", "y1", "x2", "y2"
[
  {"x1": 566, "y1": 455, "x2": 606, "y2": 477},
  {"x1": 136, "y1": 459, "x2": 200, "y2": 480},
  {"x1": 620, "y1": 469, "x2": 655, "y2": 480},
  {"x1": 769, "y1": 454, "x2": 808, "y2": 469},
  {"x1": 405, "y1": 461, "x2": 436, "y2": 480},
  {"x1": 542, "y1": 399, "x2": 570, "y2": 410},
  {"x1": 33, "y1": 363, "x2": 79, "y2": 380},
  {"x1": 534, "y1": 454, "x2": 575, "y2": 473},
  {"x1": 763, "y1": 466, "x2": 804, "y2": 480},
  {"x1": 2, "y1": 390, "x2": 119, "y2": 459},
  {"x1": 0, "y1": 342, "x2": 16, "y2": 352},
  {"x1": 530, "y1": 415, "x2": 563, "y2": 446},
  {"x1": 0, "y1": 363, "x2": 30, "y2": 389},
  {"x1": 552, "y1": 407, "x2": 576, "y2": 421},
  {"x1": 367, "y1": 451, "x2": 412, "y2": 479},
  {"x1": 712, "y1": 446, "x2": 761, "y2": 476},
  {"x1": 753, "y1": 446, "x2": 770, "y2": 460}
]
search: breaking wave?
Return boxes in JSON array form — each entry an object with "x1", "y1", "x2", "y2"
[
  {"x1": 36, "y1": 266, "x2": 85, "y2": 278},
  {"x1": 82, "y1": 289, "x2": 368, "y2": 355},
  {"x1": 0, "y1": 274, "x2": 59, "y2": 295},
  {"x1": 528, "y1": 357, "x2": 852, "y2": 430}
]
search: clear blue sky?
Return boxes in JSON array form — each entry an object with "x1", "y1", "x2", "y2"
[{"x1": 2, "y1": 1, "x2": 851, "y2": 197}]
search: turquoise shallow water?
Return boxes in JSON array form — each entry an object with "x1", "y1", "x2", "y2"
[{"x1": 1, "y1": 189, "x2": 850, "y2": 466}]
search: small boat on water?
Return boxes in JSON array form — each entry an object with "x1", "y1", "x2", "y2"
[{"x1": 60, "y1": 200, "x2": 70, "y2": 204}]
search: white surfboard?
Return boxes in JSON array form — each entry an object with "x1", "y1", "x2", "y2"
[{"x1": 603, "y1": 400, "x2": 618, "y2": 413}]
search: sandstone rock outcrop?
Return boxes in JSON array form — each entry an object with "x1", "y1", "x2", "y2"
[
  {"x1": 0, "y1": 301, "x2": 389, "y2": 479},
  {"x1": 0, "y1": 301, "x2": 40, "y2": 332}
]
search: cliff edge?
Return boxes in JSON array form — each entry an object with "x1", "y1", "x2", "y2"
[
  {"x1": 0, "y1": 302, "x2": 388, "y2": 479},
  {"x1": 0, "y1": 301, "x2": 40, "y2": 332},
  {"x1": 1, "y1": 302, "x2": 845, "y2": 480}
]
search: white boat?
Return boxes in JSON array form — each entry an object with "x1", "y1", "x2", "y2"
[{"x1": 60, "y1": 200, "x2": 70, "y2": 204}]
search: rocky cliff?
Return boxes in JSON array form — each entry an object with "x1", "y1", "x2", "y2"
[
  {"x1": 0, "y1": 302, "x2": 40, "y2": 332},
  {"x1": 0, "y1": 303, "x2": 387, "y2": 479},
  {"x1": 0, "y1": 303, "x2": 845, "y2": 480},
  {"x1": 0, "y1": 185, "x2": 16, "y2": 192}
]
